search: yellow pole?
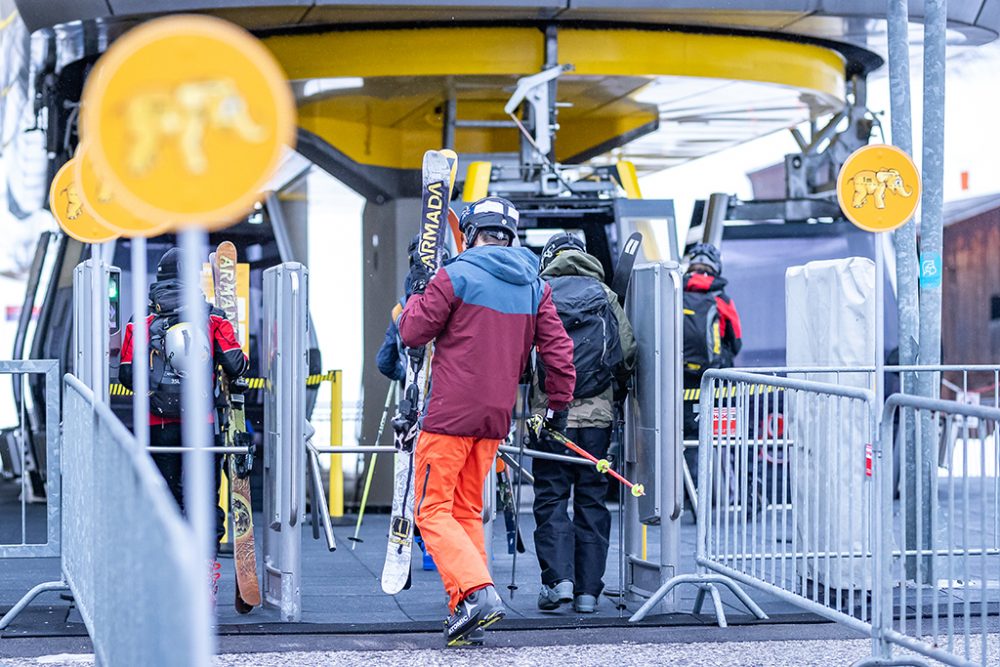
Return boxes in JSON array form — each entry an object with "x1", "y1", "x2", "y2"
[
  {"x1": 642, "y1": 525, "x2": 648, "y2": 561},
  {"x1": 328, "y1": 370, "x2": 344, "y2": 517}
]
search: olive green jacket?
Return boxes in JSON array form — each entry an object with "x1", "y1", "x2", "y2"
[{"x1": 531, "y1": 250, "x2": 638, "y2": 428}]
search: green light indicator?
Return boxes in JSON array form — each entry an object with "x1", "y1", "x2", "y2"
[{"x1": 108, "y1": 277, "x2": 118, "y2": 300}]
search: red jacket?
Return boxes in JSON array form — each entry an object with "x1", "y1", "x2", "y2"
[
  {"x1": 120, "y1": 305, "x2": 248, "y2": 425},
  {"x1": 684, "y1": 272, "x2": 743, "y2": 362},
  {"x1": 398, "y1": 246, "x2": 575, "y2": 439}
]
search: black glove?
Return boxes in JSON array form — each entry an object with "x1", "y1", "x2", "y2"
[
  {"x1": 406, "y1": 261, "x2": 431, "y2": 296},
  {"x1": 543, "y1": 408, "x2": 569, "y2": 437}
]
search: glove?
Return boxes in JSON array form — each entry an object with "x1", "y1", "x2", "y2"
[
  {"x1": 543, "y1": 408, "x2": 569, "y2": 438},
  {"x1": 406, "y1": 261, "x2": 431, "y2": 296}
]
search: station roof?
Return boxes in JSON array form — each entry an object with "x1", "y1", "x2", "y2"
[
  {"x1": 16, "y1": 1, "x2": 1000, "y2": 49},
  {"x1": 11, "y1": 2, "x2": 999, "y2": 178}
]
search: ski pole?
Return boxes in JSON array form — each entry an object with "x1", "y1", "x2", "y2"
[
  {"x1": 350, "y1": 383, "x2": 396, "y2": 549},
  {"x1": 527, "y1": 414, "x2": 645, "y2": 497},
  {"x1": 507, "y1": 384, "x2": 530, "y2": 599}
]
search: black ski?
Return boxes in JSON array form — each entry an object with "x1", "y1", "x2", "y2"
[{"x1": 610, "y1": 232, "x2": 643, "y2": 306}]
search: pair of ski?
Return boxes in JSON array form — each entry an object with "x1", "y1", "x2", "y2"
[
  {"x1": 381, "y1": 149, "x2": 459, "y2": 594},
  {"x1": 210, "y1": 241, "x2": 260, "y2": 613}
]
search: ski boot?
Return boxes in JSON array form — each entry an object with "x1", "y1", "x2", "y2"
[
  {"x1": 443, "y1": 624, "x2": 485, "y2": 648},
  {"x1": 537, "y1": 579, "x2": 573, "y2": 610},
  {"x1": 445, "y1": 585, "x2": 505, "y2": 647}
]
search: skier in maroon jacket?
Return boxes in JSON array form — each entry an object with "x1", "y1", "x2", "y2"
[{"x1": 397, "y1": 196, "x2": 575, "y2": 647}]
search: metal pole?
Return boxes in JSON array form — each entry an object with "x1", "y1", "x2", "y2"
[
  {"x1": 887, "y1": 0, "x2": 925, "y2": 589},
  {"x1": 887, "y1": 0, "x2": 920, "y2": 370},
  {"x1": 918, "y1": 0, "x2": 946, "y2": 376},
  {"x1": 915, "y1": 0, "x2": 947, "y2": 586},
  {"x1": 876, "y1": 239, "x2": 885, "y2": 413},
  {"x1": 90, "y1": 247, "x2": 103, "y2": 400},
  {"x1": 131, "y1": 238, "x2": 149, "y2": 449},
  {"x1": 179, "y1": 228, "x2": 215, "y2": 654}
]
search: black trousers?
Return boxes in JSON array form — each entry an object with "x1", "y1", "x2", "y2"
[
  {"x1": 149, "y1": 422, "x2": 226, "y2": 553},
  {"x1": 531, "y1": 426, "x2": 612, "y2": 597}
]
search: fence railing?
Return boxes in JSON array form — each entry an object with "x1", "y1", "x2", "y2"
[
  {"x1": 61, "y1": 374, "x2": 211, "y2": 666},
  {"x1": 694, "y1": 369, "x2": 878, "y2": 635},
  {"x1": 0, "y1": 359, "x2": 61, "y2": 559},
  {"x1": 684, "y1": 368, "x2": 1000, "y2": 667},
  {"x1": 863, "y1": 393, "x2": 1000, "y2": 667}
]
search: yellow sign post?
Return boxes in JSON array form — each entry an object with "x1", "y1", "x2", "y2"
[
  {"x1": 74, "y1": 145, "x2": 172, "y2": 237},
  {"x1": 836, "y1": 143, "x2": 922, "y2": 418},
  {"x1": 48, "y1": 159, "x2": 120, "y2": 243},
  {"x1": 79, "y1": 14, "x2": 296, "y2": 230},
  {"x1": 836, "y1": 143, "x2": 921, "y2": 233}
]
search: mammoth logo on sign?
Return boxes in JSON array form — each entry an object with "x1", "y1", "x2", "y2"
[{"x1": 837, "y1": 144, "x2": 921, "y2": 233}]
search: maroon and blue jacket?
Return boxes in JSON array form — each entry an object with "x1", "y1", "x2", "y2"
[{"x1": 398, "y1": 245, "x2": 575, "y2": 440}]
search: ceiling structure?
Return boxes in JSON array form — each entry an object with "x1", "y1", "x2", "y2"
[{"x1": 11, "y1": 1, "x2": 999, "y2": 180}]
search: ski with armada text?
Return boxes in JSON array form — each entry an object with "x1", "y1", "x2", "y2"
[
  {"x1": 211, "y1": 241, "x2": 260, "y2": 613},
  {"x1": 381, "y1": 149, "x2": 454, "y2": 595}
]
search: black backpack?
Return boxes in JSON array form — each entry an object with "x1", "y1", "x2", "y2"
[
  {"x1": 682, "y1": 290, "x2": 724, "y2": 377},
  {"x1": 147, "y1": 315, "x2": 185, "y2": 418},
  {"x1": 539, "y1": 275, "x2": 623, "y2": 399}
]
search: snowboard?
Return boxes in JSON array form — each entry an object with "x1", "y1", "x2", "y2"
[
  {"x1": 610, "y1": 232, "x2": 643, "y2": 306},
  {"x1": 212, "y1": 241, "x2": 261, "y2": 612},
  {"x1": 381, "y1": 149, "x2": 453, "y2": 595}
]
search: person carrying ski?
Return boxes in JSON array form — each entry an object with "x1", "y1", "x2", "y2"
[
  {"x1": 118, "y1": 248, "x2": 249, "y2": 599},
  {"x1": 375, "y1": 233, "x2": 442, "y2": 571},
  {"x1": 397, "y1": 196, "x2": 575, "y2": 646},
  {"x1": 681, "y1": 242, "x2": 742, "y2": 474},
  {"x1": 530, "y1": 233, "x2": 637, "y2": 614},
  {"x1": 376, "y1": 233, "x2": 449, "y2": 383}
]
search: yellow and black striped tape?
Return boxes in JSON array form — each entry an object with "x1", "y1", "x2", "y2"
[
  {"x1": 110, "y1": 370, "x2": 338, "y2": 397},
  {"x1": 683, "y1": 384, "x2": 786, "y2": 402}
]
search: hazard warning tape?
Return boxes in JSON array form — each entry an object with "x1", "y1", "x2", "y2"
[
  {"x1": 110, "y1": 370, "x2": 338, "y2": 397},
  {"x1": 682, "y1": 384, "x2": 785, "y2": 402}
]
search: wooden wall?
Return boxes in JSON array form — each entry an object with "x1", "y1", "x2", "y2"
[{"x1": 942, "y1": 210, "x2": 1000, "y2": 383}]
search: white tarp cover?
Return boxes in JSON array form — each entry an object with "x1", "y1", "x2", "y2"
[{"x1": 786, "y1": 257, "x2": 875, "y2": 590}]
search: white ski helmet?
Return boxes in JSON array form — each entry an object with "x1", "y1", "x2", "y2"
[{"x1": 164, "y1": 322, "x2": 211, "y2": 377}]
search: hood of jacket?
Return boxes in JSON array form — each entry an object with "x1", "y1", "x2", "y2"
[
  {"x1": 684, "y1": 271, "x2": 728, "y2": 293},
  {"x1": 149, "y1": 279, "x2": 211, "y2": 318},
  {"x1": 540, "y1": 249, "x2": 605, "y2": 282},
  {"x1": 455, "y1": 245, "x2": 540, "y2": 286}
]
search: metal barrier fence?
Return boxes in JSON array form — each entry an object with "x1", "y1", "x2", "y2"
[
  {"x1": 0, "y1": 359, "x2": 61, "y2": 560},
  {"x1": 59, "y1": 374, "x2": 211, "y2": 666},
  {"x1": 679, "y1": 368, "x2": 1000, "y2": 667},
  {"x1": 0, "y1": 360, "x2": 63, "y2": 633},
  {"x1": 692, "y1": 369, "x2": 878, "y2": 635},
  {"x1": 862, "y1": 394, "x2": 1000, "y2": 667}
]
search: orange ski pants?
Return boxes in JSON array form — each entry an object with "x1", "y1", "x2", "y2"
[{"x1": 414, "y1": 431, "x2": 501, "y2": 611}]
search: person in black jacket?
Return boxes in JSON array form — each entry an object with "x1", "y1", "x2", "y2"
[{"x1": 119, "y1": 249, "x2": 248, "y2": 599}]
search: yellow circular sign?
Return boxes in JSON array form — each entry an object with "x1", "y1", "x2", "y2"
[
  {"x1": 73, "y1": 144, "x2": 173, "y2": 237},
  {"x1": 48, "y1": 159, "x2": 120, "y2": 243},
  {"x1": 79, "y1": 15, "x2": 296, "y2": 229},
  {"x1": 837, "y1": 144, "x2": 921, "y2": 233}
]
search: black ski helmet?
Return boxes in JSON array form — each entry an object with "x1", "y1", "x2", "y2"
[
  {"x1": 156, "y1": 248, "x2": 185, "y2": 281},
  {"x1": 539, "y1": 232, "x2": 586, "y2": 272},
  {"x1": 685, "y1": 242, "x2": 722, "y2": 276},
  {"x1": 458, "y1": 196, "x2": 519, "y2": 247}
]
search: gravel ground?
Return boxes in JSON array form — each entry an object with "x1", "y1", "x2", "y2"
[
  {"x1": 7, "y1": 633, "x2": 1000, "y2": 667},
  {"x1": 7, "y1": 637, "x2": 1000, "y2": 667}
]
